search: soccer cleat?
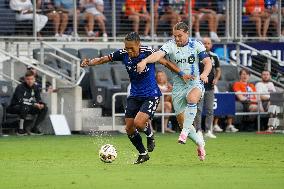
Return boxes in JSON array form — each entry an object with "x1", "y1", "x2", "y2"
[
  {"x1": 134, "y1": 153, "x2": 150, "y2": 164},
  {"x1": 213, "y1": 124, "x2": 223, "y2": 132},
  {"x1": 26, "y1": 128, "x2": 44, "y2": 136},
  {"x1": 197, "y1": 130, "x2": 206, "y2": 146},
  {"x1": 197, "y1": 145, "x2": 206, "y2": 161},
  {"x1": 27, "y1": 131, "x2": 44, "y2": 136},
  {"x1": 204, "y1": 131, "x2": 217, "y2": 139},
  {"x1": 147, "y1": 135, "x2": 155, "y2": 152},
  {"x1": 178, "y1": 132, "x2": 187, "y2": 144},
  {"x1": 16, "y1": 129, "x2": 27, "y2": 136},
  {"x1": 226, "y1": 125, "x2": 239, "y2": 133}
]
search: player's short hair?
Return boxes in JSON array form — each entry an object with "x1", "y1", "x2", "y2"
[
  {"x1": 239, "y1": 68, "x2": 250, "y2": 76},
  {"x1": 25, "y1": 70, "x2": 35, "y2": 78},
  {"x1": 125, "y1": 32, "x2": 140, "y2": 42},
  {"x1": 173, "y1": 22, "x2": 189, "y2": 33}
]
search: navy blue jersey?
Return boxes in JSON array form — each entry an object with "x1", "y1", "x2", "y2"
[{"x1": 108, "y1": 46, "x2": 161, "y2": 97}]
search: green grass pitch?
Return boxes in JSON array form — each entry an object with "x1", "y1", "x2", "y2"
[{"x1": 0, "y1": 133, "x2": 284, "y2": 189}]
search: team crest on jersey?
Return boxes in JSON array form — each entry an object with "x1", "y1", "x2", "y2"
[{"x1": 188, "y1": 54, "x2": 195, "y2": 64}]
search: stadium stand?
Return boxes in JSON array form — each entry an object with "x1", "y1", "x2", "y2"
[
  {"x1": 89, "y1": 63, "x2": 121, "y2": 115},
  {"x1": 0, "y1": 80, "x2": 19, "y2": 133},
  {"x1": 0, "y1": 0, "x2": 283, "y2": 134},
  {"x1": 78, "y1": 48, "x2": 99, "y2": 99}
]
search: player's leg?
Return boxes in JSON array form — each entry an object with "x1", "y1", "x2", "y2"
[
  {"x1": 134, "y1": 112, "x2": 155, "y2": 152},
  {"x1": 183, "y1": 86, "x2": 206, "y2": 160},
  {"x1": 125, "y1": 97, "x2": 148, "y2": 164},
  {"x1": 125, "y1": 118, "x2": 147, "y2": 153},
  {"x1": 194, "y1": 94, "x2": 205, "y2": 143},
  {"x1": 194, "y1": 94, "x2": 205, "y2": 132},
  {"x1": 136, "y1": 97, "x2": 160, "y2": 152}
]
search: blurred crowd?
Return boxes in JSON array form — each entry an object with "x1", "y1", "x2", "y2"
[{"x1": 6, "y1": 0, "x2": 284, "y2": 40}]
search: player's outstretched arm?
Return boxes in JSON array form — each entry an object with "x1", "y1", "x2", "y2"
[
  {"x1": 200, "y1": 57, "x2": 212, "y2": 83},
  {"x1": 137, "y1": 50, "x2": 166, "y2": 73},
  {"x1": 159, "y1": 58, "x2": 194, "y2": 82},
  {"x1": 80, "y1": 56, "x2": 110, "y2": 67}
]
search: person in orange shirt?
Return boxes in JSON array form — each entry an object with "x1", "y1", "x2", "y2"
[
  {"x1": 233, "y1": 69, "x2": 258, "y2": 112},
  {"x1": 244, "y1": 0, "x2": 271, "y2": 38},
  {"x1": 225, "y1": 69, "x2": 262, "y2": 132},
  {"x1": 125, "y1": 0, "x2": 151, "y2": 38}
]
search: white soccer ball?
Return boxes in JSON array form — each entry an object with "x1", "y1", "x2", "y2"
[{"x1": 99, "y1": 144, "x2": 117, "y2": 163}]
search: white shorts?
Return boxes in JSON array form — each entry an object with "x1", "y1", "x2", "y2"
[{"x1": 172, "y1": 80, "x2": 204, "y2": 115}]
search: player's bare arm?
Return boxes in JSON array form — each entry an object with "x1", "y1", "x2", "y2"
[
  {"x1": 200, "y1": 57, "x2": 212, "y2": 83},
  {"x1": 158, "y1": 58, "x2": 195, "y2": 82},
  {"x1": 80, "y1": 56, "x2": 110, "y2": 67},
  {"x1": 137, "y1": 50, "x2": 166, "y2": 73}
]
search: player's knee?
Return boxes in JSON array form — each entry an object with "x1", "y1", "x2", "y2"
[
  {"x1": 187, "y1": 96, "x2": 199, "y2": 104},
  {"x1": 125, "y1": 126, "x2": 135, "y2": 135},
  {"x1": 133, "y1": 119, "x2": 145, "y2": 129}
]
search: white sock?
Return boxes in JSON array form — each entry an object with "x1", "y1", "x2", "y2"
[{"x1": 19, "y1": 119, "x2": 24, "y2": 130}]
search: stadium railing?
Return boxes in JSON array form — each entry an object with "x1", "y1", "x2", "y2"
[
  {"x1": 112, "y1": 91, "x2": 281, "y2": 133},
  {"x1": 0, "y1": 0, "x2": 283, "y2": 42},
  {"x1": 235, "y1": 42, "x2": 284, "y2": 88}
]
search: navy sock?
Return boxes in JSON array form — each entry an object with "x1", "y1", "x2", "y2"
[
  {"x1": 128, "y1": 130, "x2": 147, "y2": 154},
  {"x1": 143, "y1": 122, "x2": 153, "y2": 137}
]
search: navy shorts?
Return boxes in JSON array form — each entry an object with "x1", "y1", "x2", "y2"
[{"x1": 125, "y1": 96, "x2": 160, "y2": 119}]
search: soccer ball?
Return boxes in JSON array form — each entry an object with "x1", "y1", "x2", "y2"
[{"x1": 99, "y1": 144, "x2": 117, "y2": 163}]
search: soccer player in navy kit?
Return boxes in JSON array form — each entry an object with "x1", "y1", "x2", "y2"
[{"x1": 81, "y1": 32, "x2": 191, "y2": 164}]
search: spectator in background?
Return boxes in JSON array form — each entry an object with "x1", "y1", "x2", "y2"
[
  {"x1": 6, "y1": 71, "x2": 48, "y2": 135},
  {"x1": 194, "y1": 37, "x2": 221, "y2": 139},
  {"x1": 194, "y1": 0, "x2": 220, "y2": 42},
  {"x1": 229, "y1": 69, "x2": 260, "y2": 132},
  {"x1": 38, "y1": 0, "x2": 68, "y2": 40},
  {"x1": 54, "y1": 0, "x2": 95, "y2": 37},
  {"x1": 153, "y1": 0, "x2": 169, "y2": 37},
  {"x1": 255, "y1": 70, "x2": 276, "y2": 111},
  {"x1": 155, "y1": 70, "x2": 175, "y2": 133},
  {"x1": 181, "y1": 0, "x2": 201, "y2": 39},
  {"x1": 80, "y1": 0, "x2": 108, "y2": 41},
  {"x1": 10, "y1": 0, "x2": 48, "y2": 36},
  {"x1": 265, "y1": 0, "x2": 284, "y2": 40},
  {"x1": 19, "y1": 64, "x2": 52, "y2": 92},
  {"x1": 215, "y1": 0, "x2": 226, "y2": 35},
  {"x1": 244, "y1": 0, "x2": 271, "y2": 39},
  {"x1": 125, "y1": 0, "x2": 151, "y2": 38},
  {"x1": 158, "y1": 0, "x2": 183, "y2": 35}
]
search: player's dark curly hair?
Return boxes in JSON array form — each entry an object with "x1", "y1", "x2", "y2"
[
  {"x1": 125, "y1": 32, "x2": 140, "y2": 42},
  {"x1": 173, "y1": 22, "x2": 189, "y2": 33}
]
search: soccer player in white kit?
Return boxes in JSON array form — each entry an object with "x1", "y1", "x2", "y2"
[{"x1": 137, "y1": 22, "x2": 212, "y2": 161}]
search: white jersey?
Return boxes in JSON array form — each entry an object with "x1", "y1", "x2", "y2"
[{"x1": 160, "y1": 38, "x2": 208, "y2": 87}]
